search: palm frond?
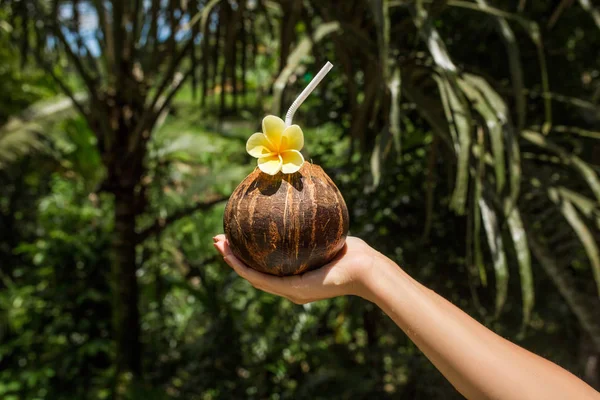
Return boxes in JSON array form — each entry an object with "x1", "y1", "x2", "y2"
[
  {"x1": 0, "y1": 94, "x2": 83, "y2": 168},
  {"x1": 548, "y1": 188, "x2": 600, "y2": 296},
  {"x1": 271, "y1": 21, "x2": 340, "y2": 117},
  {"x1": 506, "y1": 207, "x2": 534, "y2": 325},
  {"x1": 522, "y1": 130, "x2": 600, "y2": 202},
  {"x1": 479, "y1": 196, "x2": 509, "y2": 316}
]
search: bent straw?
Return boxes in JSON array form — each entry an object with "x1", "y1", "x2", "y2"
[{"x1": 285, "y1": 61, "x2": 333, "y2": 127}]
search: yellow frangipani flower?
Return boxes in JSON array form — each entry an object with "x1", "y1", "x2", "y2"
[{"x1": 246, "y1": 115, "x2": 305, "y2": 175}]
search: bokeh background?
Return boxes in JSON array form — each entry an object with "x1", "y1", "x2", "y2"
[{"x1": 1, "y1": 0, "x2": 600, "y2": 398}]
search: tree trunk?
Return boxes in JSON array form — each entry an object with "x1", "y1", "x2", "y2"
[
  {"x1": 278, "y1": 0, "x2": 301, "y2": 73},
  {"x1": 111, "y1": 186, "x2": 142, "y2": 382}
]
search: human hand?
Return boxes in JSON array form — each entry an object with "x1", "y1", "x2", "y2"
[{"x1": 212, "y1": 234, "x2": 382, "y2": 304}]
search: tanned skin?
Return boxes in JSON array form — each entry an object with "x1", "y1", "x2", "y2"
[{"x1": 213, "y1": 235, "x2": 600, "y2": 400}]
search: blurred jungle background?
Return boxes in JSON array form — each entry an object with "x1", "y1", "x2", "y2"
[{"x1": 1, "y1": 0, "x2": 600, "y2": 398}]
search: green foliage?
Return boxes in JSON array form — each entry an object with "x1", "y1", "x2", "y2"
[
  {"x1": 1, "y1": 0, "x2": 600, "y2": 398},
  {"x1": 0, "y1": 175, "x2": 113, "y2": 399},
  {"x1": 0, "y1": 15, "x2": 60, "y2": 168},
  {"x1": 0, "y1": 15, "x2": 56, "y2": 124},
  {"x1": 335, "y1": 0, "x2": 600, "y2": 332}
]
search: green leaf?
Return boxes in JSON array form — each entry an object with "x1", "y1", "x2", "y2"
[
  {"x1": 448, "y1": 1, "x2": 551, "y2": 131},
  {"x1": 0, "y1": 94, "x2": 83, "y2": 168},
  {"x1": 368, "y1": 132, "x2": 382, "y2": 191},
  {"x1": 458, "y1": 75, "x2": 505, "y2": 194},
  {"x1": 271, "y1": 22, "x2": 341, "y2": 117},
  {"x1": 463, "y1": 73, "x2": 522, "y2": 214},
  {"x1": 474, "y1": 0, "x2": 526, "y2": 129},
  {"x1": 555, "y1": 187, "x2": 600, "y2": 230},
  {"x1": 412, "y1": 4, "x2": 472, "y2": 215},
  {"x1": 506, "y1": 207, "x2": 534, "y2": 325},
  {"x1": 434, "y1": 75, "x2": 471, "y2": 215},
  {"x1": 473, "y1": 129, "x2": 487, "y2": 287},
  {"x1": 577, "y1": 0, "x2": 600, "y2": 31},
  {"x1": 412, "y1": 1, "x2": 473, "y2": 214},
  {"x1": 368, "y1": 118, "x2": 396, "y2": 192},
  {"x1": 551, "y1": 125, "x2": 600, "y2": 140},
  {"x1": 505, "y1": 131, "x2": 521, "y2": 215},
  {"x1": 528, "y1": 24, "x2": 552, "y2": 133},
  {"x1": 411, "y1": 2, "x2": 457, "y2": 73},
  {"x1": 0, "y1": 128, "x2": 45, "y2": 168},
  {"x1": 449, "y1": 0, "x2": 531, "y2": 23},
  {"x1": 480, "y1": 197, "x2": 509, "y2": 316},
  {"x1": 522, "y1": 130, "x2": 600, "y2": 202},
  {"x1": 549, "y1": 188, "x2": 600, "y2": 297},
  {"x1": 388, "y1": 66, "x2": 402, "y2": 155}
]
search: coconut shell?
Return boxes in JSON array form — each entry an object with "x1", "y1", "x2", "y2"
[{"x1": 223, "y1": 162, "x2": 349, "y2": 276}]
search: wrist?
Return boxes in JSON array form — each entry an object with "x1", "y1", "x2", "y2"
[{"x1": 353, "y1": 250, "x2": 405, "y2": 303}]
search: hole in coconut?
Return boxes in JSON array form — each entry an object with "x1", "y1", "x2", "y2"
[{"x1": 244, "y1": 170, "x2": 305, "y2": 196}]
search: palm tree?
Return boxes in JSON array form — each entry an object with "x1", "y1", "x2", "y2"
[{"x1": 3, "y1": 0, "x2": 254, "y2": 386}]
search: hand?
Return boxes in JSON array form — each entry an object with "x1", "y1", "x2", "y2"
[{"x1": 212, "y1": 234, "x2": 380, "y2": 304}]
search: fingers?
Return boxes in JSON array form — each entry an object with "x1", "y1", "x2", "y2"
[
  {"x1": 213, "y1": 235, "x2": 292, "y2": 292},
  {"x1": 212, "y1": 235, "x2": 322, "y2": 304}
]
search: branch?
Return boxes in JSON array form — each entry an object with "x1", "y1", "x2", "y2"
[
  {"x1": 66, "y1": 25, "x2": 103, "y2": 79},
  {"x1": 129, "y1": 0, "x2": 143, "y2": 61},
  {"x1": 149, "y1": 0, "x2": 160, "y2": 66},
  {"x1": 129, "y1": 0, "x2": 221, "y2": 149},
  {"x1": 131, "y1": 58, "x2": 193, "y2": 146},
  {"x1": 128, "y1": 66, "x2": 194, "y2": 152},
  {"x1": 137, "y1": 196, "x2": 227, "y2": 243},
  {"x1": 147, "y1": 0, "x2": 222, "y2": 106},
  {"x1": 51, "y1": 23, "x2": 99, "y2": 102},
  {"x1": 152, "y1": 67, "x2": 195, "y2": 122},
  {"x1": 112, "y1": 0, "x2": 125, "y2": 88},
  {"x1": 67, "y1": 1, "x2": 103, "y2": 79},
  {"x1": 31, "y1": 48, "x2": 90, "y2": 121},
  {"x1": 91, "y1": 0, "x2": 112, "y2": 73}
]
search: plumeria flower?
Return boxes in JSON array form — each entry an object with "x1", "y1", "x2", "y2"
[{"x1": 246, "y1": 115, "x2": 305, "y2": 175}]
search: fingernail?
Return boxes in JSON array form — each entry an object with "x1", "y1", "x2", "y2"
[{"x1": 212, "y1": 236, "x2": 219, "y2": 243}]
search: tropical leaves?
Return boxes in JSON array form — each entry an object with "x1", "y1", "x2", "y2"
[
  {"x1": 349, "y1": 0, "x2": 600, "y2": 332},
  {"x1": 548, "y1": 188, "x2": 600, "y2": 297},
  {"x1": 422, "y1": 60, "x2": 534, "y2": 323},
  {"x1": 0, "y1": 127, "x2": 46, "y2": 169},
  {"x1": 419, "y1": 17, "x2": 598, "y2": 330},
  {"x1": 0, "y1": 94, "x2": 82, "y2": 169},
  {"x1": 1, "y1": 0, "x2": 598, "y2": 343}
]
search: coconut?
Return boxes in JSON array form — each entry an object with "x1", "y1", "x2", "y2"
[
  {"x1": 223, "y1": 62, "x2": 347, "y2": 276},
  {"x1": 223, "y1": 162, "x2": 349, "y2": 276}
]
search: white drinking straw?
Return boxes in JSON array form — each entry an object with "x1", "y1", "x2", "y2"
[{"x1": 284, "y1": 61, "x2": 333, "y2": 127}]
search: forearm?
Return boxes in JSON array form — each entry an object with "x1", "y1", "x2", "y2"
[{"x1": 358, "y1": 256, "x2": 600, "y2": 400}]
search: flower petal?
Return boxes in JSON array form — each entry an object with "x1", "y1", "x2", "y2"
[
  {"x1": 246, "y1": 132, "x2": 275, "y2": 158},
  {"x1": 262, "y1": 115, "x2": 285, "y2": 150},
  {"x1": 258, "y1": 154, "x2": 283, "y2": 175},
  {"x1": 280, "y1": 150, "x2": 304, "y2": 174},
  {"x1": 280, "y1": 124, "x2": 304, "y2": 152}
]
